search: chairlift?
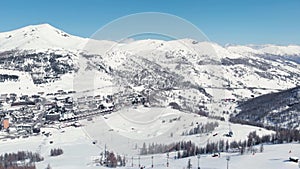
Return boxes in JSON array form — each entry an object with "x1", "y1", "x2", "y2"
[
  {"x1": 212, "y1": 153, "x2": 219, "y2": 157},
  {"x1": 228, "y1": 123, "x2": 233, "y2": 136}
]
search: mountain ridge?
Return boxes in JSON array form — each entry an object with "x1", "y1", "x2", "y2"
[
  {"x1": 1, "y1": 23, "x2": 300, "y2": 57},
  {"x1": 0, "y1": 23, "x2": 299, "y2": 128}
]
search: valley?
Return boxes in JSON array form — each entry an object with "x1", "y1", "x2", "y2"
[{"x1": 0, "y1": 24, "x2": 299, "y2": 169}]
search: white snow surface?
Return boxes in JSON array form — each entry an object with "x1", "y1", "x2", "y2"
[
  {"x1": 1, "y1": 24, "x2": 300, "y2": 56},
  {"x1": 0, "y1": 24, "x2": 85, "y2": 51},
  {"x1": 1, "y1": 24, "x2": 300, "y2": 169},
  {"x1": 0, "y1": 107, "x2": 298, "y2": 169}
]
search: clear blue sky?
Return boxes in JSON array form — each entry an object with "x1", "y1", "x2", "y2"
[{"x1": 0, "y1": 0, "x2": 299, "y2": 45}]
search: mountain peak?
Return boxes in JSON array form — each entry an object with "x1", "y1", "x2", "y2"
[
  {"x1": 24, "y1": 23, "x2": 55, "y2": 29},
  {"x1": 0, "y1": 23, "x2": 84, "y2": 51},
  {"x1": 0, "y1": 24, "x2": 300, "y2": 57},
  {"x1": 15, "y1": 23, "x2": 70, "y2": 38}
]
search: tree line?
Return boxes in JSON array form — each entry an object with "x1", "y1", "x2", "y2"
[
  {"x1": 0, "y1": 166, "x2": 36, "y2": 169},
  {"x1": 0, "y1": 151, "x2": 43, "y2": 169},
  {"x1": 139, "y1": 128, "x2": 300, "y2": 159},
  {"x1": 182, "y1": 122, "x2": 219, "y2": 136},
  {"x1": 50, "y1": 148, "x2": 63, "y2": 157},
  {"x1": 98, "y1": 151, "x2": 126, "y2": 168},
  {"x1": 0, "y1": 74, "x2": 19, "y2": 82}
]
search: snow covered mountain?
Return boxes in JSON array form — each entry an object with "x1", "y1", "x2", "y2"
[
  {"x1": 227, "y1": 44, "x2": 300, "y2": 57},
  {"x1": 1, "y1": 24, "x2": 300, "y2": 169},
  {"x1": 0, "y1": 24, "x2": 86, "y2": 51},
  {"x1": 0, "y1": 24, "x2": 300, "y2": 121},
  {"x1": 1, "y1": 24, "x2": 300, "y2": 57}
]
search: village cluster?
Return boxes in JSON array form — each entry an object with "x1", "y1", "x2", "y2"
[{"x1": 0, "y1": 90, "x2": 116, "y2": 139}]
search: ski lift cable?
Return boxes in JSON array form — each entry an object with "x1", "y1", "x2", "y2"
[{"x1": 81, "y1": 125, "x2": 104, "y2": 150}]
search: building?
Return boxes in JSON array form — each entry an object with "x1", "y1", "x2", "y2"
[
  {"x1": 46, "y1": 112, "x2": 61, "y2": 121},
  {"x1": 3, "y1": 118, "x2": 9, "y2": 129},
  {"x1": 16, "y1": 124, "x2": 33, "y2": 132}
]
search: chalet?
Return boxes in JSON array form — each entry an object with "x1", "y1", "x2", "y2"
[
  {"x1": 20, "y1": 95, "x2": 29, "y2": 100},
  {"x1": 94, "y1": 95, "x2": 102, "y2": 100},
  {"x1": 46, "y1": 112, "x2": 61, "y2": 121},
  {"x1": 72, "y1": 122, "x2": 81, "y2": 127},
  {"x1": 32, "y1": 124, "x2": 41, "y2": 133},
  {"x1": 222, "y1": 98, "x2": 236, "y2": 102},
  {"x1": 86, "y1": 96, "x2": 94, "y2": 101},
  {"x1": 9, "y1": 93, "x2": 17, "y2": 98},
  {"x1": 3, "y1": 117, "x2": 9, "y2": 129},
  {"x1": 44, "y1": 101, "x2": 56, "y2": 109},
  {"x1": 16, "y1": 124, "x2": 33, "y2": 132},
  {"x1": 31, "y1": 95, "x2": 40, "y2": 99},
  {"x1": 64, "y1": 103, "x2": 74, "y2": 110},
  {"x1": 67, "y1": 90, "x2": 76, "y2": 94},
  {"x1": 11, "y1": 101, "x2": 35, "y2": 107},
  {"x1": 0, "y1": 111, "x2": 5, "y2": 118},
  {"x1": 77, "y1": 97, "x2": 85, "y2": 102},
  {"x1": 0, "y1": 97, "x2": 6, "y2": 103},
  {"x1": 54, "y1": 96, "x2": 70, "y2": 103}
]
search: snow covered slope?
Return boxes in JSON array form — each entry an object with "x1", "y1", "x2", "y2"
[
  {"x1": 0, "y1": 107, "x2": 298, "y2": 169},
  {"x1": 227, "y1": 44, "x2": 300, "y2": 57},
  {"x1": 234, "y1": 86, "x2": 300, "y2": 129},
  {"x1": 0, "y1": 23, "x2": 300, "y2": 119},
  {"x1": 0, "y1": 24, "x2": 87, "y2": 51},
  {"x1": 0, "y1": 24, "x2": 300, "y2": 169}
]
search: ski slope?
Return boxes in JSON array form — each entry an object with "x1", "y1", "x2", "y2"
[
  {"x1": 0, "y1": 107, "x2": 288, "y2": 169},
  {"x1": 1, "y1": 24, "x2": 300, "y2": 169}
]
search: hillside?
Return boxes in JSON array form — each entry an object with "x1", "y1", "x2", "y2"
[
  {"x1": 0, "y1": 24, "x2": 300, "y2": 169},
  {"x1": 231, "y1": 86, "x2": 300, "y2": 129},
  {"x1": 0, "y1": 23, "x2": 300, "y2": 121}
]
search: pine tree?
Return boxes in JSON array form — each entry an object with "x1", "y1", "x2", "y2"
[
  {"x1": 177, "y1": 151, "x2": 181, "y2": 159},
  {"x1": 187, "y1": 159, "x2": 192, "y2": 169},
  {"x1": 107, "y1": 152, "x2": 117, "y2": 167},
  {"x1": 240, "y1": 145, "x2": 245, "y2": 155},
  {"x1": 259, "y1": 144, "x2": 264, "y2": 153},
  {"x1": 225, "y1": 140, "x2": 229, "y2": 152},
  {"x1": 45, "y1": 164, "x2": 51, "y2": 169},
  {"x1": 140, "y1": 142, "x2": 147, "y2": 155},
  {"x1": 122, "y1": 156, "x2": 126, "y2": 166}
]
